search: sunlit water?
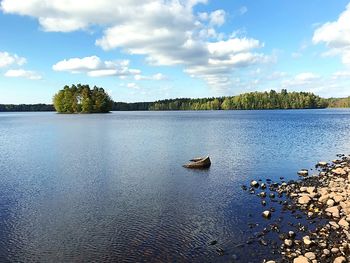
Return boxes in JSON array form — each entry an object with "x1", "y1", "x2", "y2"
[{"x1": 0, "y1": 110, "x2": 350, "y2": 262}]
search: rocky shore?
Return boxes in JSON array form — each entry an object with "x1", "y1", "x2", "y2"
[{"x1": 243, "y1": 154, "x2": 350, "y2": 263}]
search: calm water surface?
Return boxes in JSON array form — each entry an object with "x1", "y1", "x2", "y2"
[{"x1": 0, "y1": 110, "x2": 350, "y2": 262}]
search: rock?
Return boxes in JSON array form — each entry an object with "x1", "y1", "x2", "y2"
[
  {"x1": 250, "y1": 180, "x2": 259, "y2": 187},
  {"x1": 333, "y1": 195, "x2": 344, "y2": 203},
  {"x1": 331, "y1": 247, "x2": 339, "y2": 253},
  {"x1": 288, "y1": 231, "x2": 296, "y2": 239},
  {"x1": 333, "y1": 256, "x2": 346, "y2": 263},
  {"x1": 325, "y1": 206, "x2": 340, "y2": 218},
  {"x1": 259, "y1": 192, "x2": 267, "y2": 198},
  {"x1": 284, "y1": 239, "x2": 293, "y2": 247},
  {"x1": 262, "y1": 210, "x2": 271, "y2": 219},
  {"x1": 327, "y1": 199, "x2": 335, "y2": 207},
  {"x1": 318, "y1": 161, "x2": 327, "y2": 166},
  {"x1": 319, "y1": 194, "x2": 330, "y2": 203},
  {"x1": 303, "y1": 236, "x2": 312, "y2": 246},
  {"x1": 338, "y1": 218, "x2": 349, "y2": 229},
  {"x1": 298, "y1": 195, "x2": 311, "y2": 205},
  {"x1": 298, "y1": 170, "x2": 308, "y2": 177},
  {"x1": 332, "y1": 168, "x2": 346, "y2": 175},
  {"x1": 304, "y1": 252, "x2": 316, "y2": 260},
  {"x1": 293, "y1": 256, "x2": 310, "y2": 263},
  {"x1": 266, "y1": 261, "x2": 276, "y2": 263}
]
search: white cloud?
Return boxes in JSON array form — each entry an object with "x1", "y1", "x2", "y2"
[
  {"x1": 295, "y1": 72, "x2": 319, "y2": 81},
  {"x1": 4, "y1": 69, "x2": 42, "y2": 80},
  {"x1": 1, "y1": 0, "x2": 271, "y2": 90},
  {"x1": 134, "y1": 73, "x2": 167, "y2": 81},
  {"x1": 127, "y1": 82, "x2": 139, "y2": 89},
  {"x1": 332, "y1": 70, "x2": 350, "y2": 79},
  {"x1": 0, "y1": 51, "x2": 26, "y2": 68},
  {"x1": 52, "y1": 56, "x2": 140, "y2": 77},
  {"x1": 281, "y1": 72, "x2": 320, "y2": 89},
  {"x1": 239, "y1": 6, "x2": 248, "y2": 15},
  {"x1": 209, "y1": 10, "x2": 225, "y2": 27},
  {"x1": 313, "y1": 3, "x2": 350, "y2": 65}
]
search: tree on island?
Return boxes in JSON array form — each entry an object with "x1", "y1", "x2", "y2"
[{"x1": 53, "y1": 84, "x2": 113, "y2": 113}]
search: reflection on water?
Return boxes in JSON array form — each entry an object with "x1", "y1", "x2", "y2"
[{"x1": 0, "y1": 109, "x2": 350, "y2": 262}]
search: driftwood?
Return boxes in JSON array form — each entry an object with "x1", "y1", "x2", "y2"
[{"x1": 183, "y1": 156, "x2": 211, "y2": 169}]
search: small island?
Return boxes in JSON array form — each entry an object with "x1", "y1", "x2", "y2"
[{"x1": 53, "y1": 84, "x2": 113, "y2": 113}]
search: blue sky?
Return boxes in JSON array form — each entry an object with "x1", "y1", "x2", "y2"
[{"x1": 0, "y1": 0, "x2": 350, "y2": 103}]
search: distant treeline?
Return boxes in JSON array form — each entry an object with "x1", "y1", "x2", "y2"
[
  {"x1": 1, "y1": 89, "x2": 349, "y2": 112},
  {"x1": 0, "y1": 104, "x2": 54, "y2": 112},
  {"x1": 113, "y1": 90, "x2": 331, "y2": 110},
  {"x1": 327, "y1": 96, "x2": 350, "y2": 108}
]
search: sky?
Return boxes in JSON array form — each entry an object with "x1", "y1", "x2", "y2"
[{"x1": 0, "y1": 0, "x2": 350, "y2": 104}]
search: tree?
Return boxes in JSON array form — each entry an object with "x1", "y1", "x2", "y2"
[{"x1": 53, "y1": 84, "x2": 112, "y2": 113}]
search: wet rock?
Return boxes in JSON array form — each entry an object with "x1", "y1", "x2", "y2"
[
  {"x1": 302, "y1": 236, "x2": 312, "y2": 246},
  {"x1": 262, "y1": 210, "x2": 271, "y2": 219},
  {"x1": 284, "y1": 239, "x2": 293, "y2": 247},
  {"x1": 318, "y1": 161, "x2": 327, "y2": 166},
  {"x1": 298, "y1": 170, "x2": 308, "y2": 177},
  {"x1": 251, "y1": 180, "x2": 259, "y2": 188},
  {"x1": 259, "y1": 192, "x2": 267, "y2": 198}
]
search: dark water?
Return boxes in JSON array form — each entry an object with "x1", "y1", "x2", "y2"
[{"x1": 0, "y1": 109, "x2": 350, "y2": 262}]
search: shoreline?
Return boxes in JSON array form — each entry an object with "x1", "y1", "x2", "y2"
[{"x1": 243, "y1": 154, "x2": 350, "y2": 262}]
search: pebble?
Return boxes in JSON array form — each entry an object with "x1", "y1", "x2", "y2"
[
  {"x1": 293, "y1": 255, "x2": 310, "y2": 263},
  {"x1": 304, "y1": 252, "x2": 316, "y2": 260},
  {"x1": 262, "y1": 210, "x2": 271, "y2": 219},
  {"x1": 333, "y1": 256, "x2": 346, "y2": 263}
]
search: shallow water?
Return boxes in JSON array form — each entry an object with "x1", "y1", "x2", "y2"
[{"x1": 0, "y1": 109, "x2": 350, "y2": 262}]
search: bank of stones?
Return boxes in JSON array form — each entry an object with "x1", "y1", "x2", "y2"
[{"x1": 243, "y1": 154, "x2": 350, "y2": 262}]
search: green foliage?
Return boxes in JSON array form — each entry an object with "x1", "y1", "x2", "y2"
[
  {"x1": 146, "y1": 90, "x2": 328, "y2": 110},
  {"x1": 53, "y1": 84, "x2": 112, "y2": 113},
  {"x1": 326, "y1": 96, "x2": 350, "y2": 108},
  {"x1": 0, "y1": 104, "x2": 54, "y2": 112}
]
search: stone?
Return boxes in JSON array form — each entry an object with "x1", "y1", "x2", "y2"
[
  {"x1": 284, "y1": 239, "x2": 293, "y2": 247},
  {"x1": 331, "y1": 247, "x2": 339, "y2": 253},
  {"x1": 325, "y1": 206, "x2": 340, "y2": 218},
  {"x1": 298, "y1": 170, "x2": 308, "y2": 177},
  {"x1": 304, "y1": 252, "x2": 316, "y2": 260},
  {"x1": 306, "y1": 187, "x2": 315, "y2": 194},
  {"x1": 333, "y1": 256, "x2": 346, "y2": 263},
  {"x1": 266, "y1": 261, "x2": 276, "y2": 263},
  {"x1": 262, "y1": 210, "x2": 271, "y2": 218},
  {"x1": 250, "y1": 180, "x2": 259, "y2": 187},
  {"x1": 318, "y1": 161, "x2": 327, "y2": 166},
  {"x1": 293, "y1": 256, "x2": 310, "y2": 263},
  {"x1": 338, "y1": 218, "x2": 349, "y2": 229},
  {"x1": 334, "y1": 195, "x2": 344, "y2": 203},
  {"x1": 303, "y1": 236, "x2": 312, "y2": 246},
  {"x1": 329, "y1": 221, "x2": 339, "y2": 229},
  {"x1": 323, "y1": 249, "x2": 330, "y2": 255},
  {"x1": 327, "y1": 199, "x2": 335, "y2": 207},
  {"x1": 319, "y1": 194, "x2": 329, "y2": 203},
  {"x1": 332, "y1": 168, "x2": 346, "y2": 175},
  {"x1": 298, "y1": 195, "x2": 311, "y2": 205}
]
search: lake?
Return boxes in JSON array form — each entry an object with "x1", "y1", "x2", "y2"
[{"x1": 0, "y1": 109, "x2": 350, "y2": 262}]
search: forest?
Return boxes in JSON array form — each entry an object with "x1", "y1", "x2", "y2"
[
  {"x1": 1, "y1": 88, "x2": 349, "y2": 112},
  {"x1": 53, "y1": 84, "x2": 113, "y2": 113},
  {"x1": 113, "y1": 89, "x2": 334, "y2": 110}
]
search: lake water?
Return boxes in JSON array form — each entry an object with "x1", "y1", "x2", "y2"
[{"x1": 0, "y1": 109, "x2": 350, "y2": 262}]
